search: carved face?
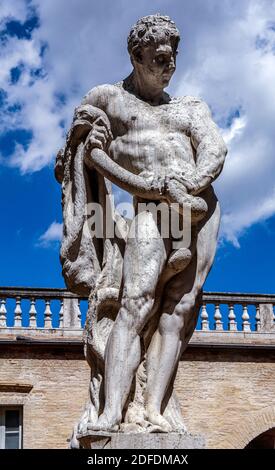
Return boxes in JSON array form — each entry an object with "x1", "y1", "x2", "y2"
[{"x1": 135, "y1": 40, "x2": 177, "y2": 89}]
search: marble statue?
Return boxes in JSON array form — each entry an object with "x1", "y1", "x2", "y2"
[{"x1": 55, "y1": 14, "x2": 227, "y2": 443}]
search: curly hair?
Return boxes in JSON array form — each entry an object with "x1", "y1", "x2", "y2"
[{"x1": 127, "y1": 14, "x2": 180, "y2": 57}]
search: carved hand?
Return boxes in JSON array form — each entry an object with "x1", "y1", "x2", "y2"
[
  {"x1": 170, "y1": 168, "x2": 199, "y2": 195},
  {"x1": 162, "y1": 175, "x2": 208, "y2": 222},
  {"x1": 164, "y1": 176, "x2": 188, "y2": 205},
  {"x1": 70, "y1": 105, "x2": 113, "y2": 151},
  {"x1": 140, "y1": 172, "x2": 168, "y2": 200},
  {"x1": 86, "y1": 116, "x2": 113, "y2": 152}
]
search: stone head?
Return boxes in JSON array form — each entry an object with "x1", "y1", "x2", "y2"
[{"x1": 127, "y1": 14, "x2": 180, "y2": 90}]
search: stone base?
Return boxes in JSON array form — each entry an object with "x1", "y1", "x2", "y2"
[{"x1": 77, "y1": 431, "x2": 205, "y2": 449}]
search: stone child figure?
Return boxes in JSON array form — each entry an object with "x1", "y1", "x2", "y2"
[{"x1": 55, "y1": 14, "x2": 227, "y2": 438}]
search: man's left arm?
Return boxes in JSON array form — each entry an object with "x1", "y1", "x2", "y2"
[{"x1": 182, "y1": 99, "x2": 227, "y2": 195}]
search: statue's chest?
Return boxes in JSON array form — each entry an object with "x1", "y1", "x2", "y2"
[
  {"x1": 107, "y1": 96, "x2": 191, "y2": 136},
  {"x1": 133, "y1": 101, "x2": 190, "y2": 134}
]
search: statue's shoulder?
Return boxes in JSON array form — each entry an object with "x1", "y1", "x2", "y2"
[
  {"x1": 175, "y1": 95, "x2": 207, "y2": 108},
  {"x1": 174, "y1": 95, "x2": 211, "y2": 119},
  {"x1": 82, "y1": 83, "x2": 120, "y2": 107}
]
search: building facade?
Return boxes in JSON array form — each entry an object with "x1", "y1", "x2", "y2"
[{"x1": 0, "y1": 288, "x2": 274, "y2": 449}]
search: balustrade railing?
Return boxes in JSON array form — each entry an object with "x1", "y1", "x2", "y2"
[
  {"x1": 0, "y1": 288, "x2": 274, "y2": 334},
  {"x1": 0, "y1": 287, "x2": 86, "y2": 330},
  {"x1": 200, "y1": 292, "x2": 275, "y2": 333}
]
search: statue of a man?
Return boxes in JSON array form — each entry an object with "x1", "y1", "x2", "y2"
[{"x1": 56, "y1": 14, "x2": 227, "y2": 438}]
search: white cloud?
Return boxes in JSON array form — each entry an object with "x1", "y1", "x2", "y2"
[
  {"x1": 222, "y1": 188, "x2": 275, "y2": 248},
  {"x1": 174, "y1": 0, "x2": 275, "y2": 245},
  {"x1": 221, "y1": 116, "x2": 247, "y2": 146},
  {"x1": 0, "y1": 0, "x2": 29, "y2": 30},
  {"x1": 0, "y1": 36, "x2": 41, "y2": 89},
  {"x1": 38, "y1": 221, "x2": 62, "y2": 247},
  {"x1": 1, "y1": 0, "x2": 275, "y2": 245}
]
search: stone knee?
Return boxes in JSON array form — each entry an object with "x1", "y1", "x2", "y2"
[
  {"x1": 117, "y1": 293, "x2": 154, "y2": 334},
  {"x1": 175, "y1": 292, "x2": 196, "y2": 317},
  {"x1": 159, "y1": 292, "x2": 197, "y2": 336},
  {"x1": 176, "y1": 292, "x2": 201, "y2": 339}
]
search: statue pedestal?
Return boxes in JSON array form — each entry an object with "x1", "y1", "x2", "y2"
[{"x1": 77, "y1": 431, "x2": 205, "y2": 449}]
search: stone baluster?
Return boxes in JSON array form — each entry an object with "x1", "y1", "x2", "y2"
[
  {"x1": 241, "y1": 304, "x2": 251, "y2": 332},
  {"x1": 214, "y1": 303, "x2": 223, "y2": 331},
  {"x1": 59, "y1": 300, "x2": 64, "y2": 328},
  {"x1": 258, "y1": 303, "x2": 274, "y2": 332},
  {"x1": 255, "y1": 304, "x2": 260, "y2": 332},
  {"x1": 200, "y1": 303, "x2": 209, "y2": 330},
  {"x1": 44, "y1": 300, "x2": 52, "y2": 328},
  {"x1": 77, "y1": 300, "x2": 82, "y2": 328},
  {"x1": 228, "y1": 303, "x2": 237, "y2": 331},
  {"x1": 14, "y1": 297, "x2": 22, "y2": 327},
  {"x1": 29, "y1": 298, "x2": 37, "y2": 328},
  {"x1": 0, "y1": 299, "x2": 7, "y2": 327}
]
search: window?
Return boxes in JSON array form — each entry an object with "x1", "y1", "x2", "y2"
[{"x1": 0, "y1": 407, "x2": 23, "y2": 449}]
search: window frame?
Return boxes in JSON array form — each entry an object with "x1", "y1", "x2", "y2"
[{"x1": 0, "y1": 406, "x2": 23, "y2": 449}]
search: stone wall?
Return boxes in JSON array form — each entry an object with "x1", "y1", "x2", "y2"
[
  {"x1": 0, "y1": 341, "x2": 274, "y2": 449},
  {"x1": 176, "y1": 346, "x2": 275, "y2": 448},
  {"x1": 0, "y1": 344, "x2": 90, "y2": 449}
]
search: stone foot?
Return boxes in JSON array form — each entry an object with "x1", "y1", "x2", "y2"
[
  {"x1": 147, "y1": 407, "x2": 172, "y2": 433},
  {"x1": 87, "y1": 412, "x2": 120, "y2": 432}
]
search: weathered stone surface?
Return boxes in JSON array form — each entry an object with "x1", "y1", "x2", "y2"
[
  {"x1": 259, "y1": 304, "x2": 275, "y2": 332},
  {"x1": 176, "y1": 347, "x2": 275, "y2": 449},
  {"x1": 77, "y1": 431, "x2": 205, "y2": 449},
  {"x1": 55, "y1": 14, "x2": 227, "y2": 440}
]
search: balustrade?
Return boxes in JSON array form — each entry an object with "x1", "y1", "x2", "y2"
[
  {"x1": 199, "y1": 292, "x2": 275, "y2": 332},
  {"x1": 0, "y1": 287, "x2": 86, "y2": 330},
  {"x1": 0, "y1": 288, "x2": 274, "y2": 334}
]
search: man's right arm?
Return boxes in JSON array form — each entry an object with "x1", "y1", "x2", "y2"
[{"x1": 80, "y1": 87, "x2": 169, "y2": 200}]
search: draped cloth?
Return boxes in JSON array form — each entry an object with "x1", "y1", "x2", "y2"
[{"x1": 55, "y1": 104, "x2": 125, "y2": 298}]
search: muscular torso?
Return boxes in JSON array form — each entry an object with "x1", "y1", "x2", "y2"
[{"x1": 84, "y1": 84, "x2": 197, "y2": 179}]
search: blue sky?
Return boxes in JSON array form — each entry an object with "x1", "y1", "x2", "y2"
[{"x1": 0, "y1": 0, "x2": 275, "y2": 293}]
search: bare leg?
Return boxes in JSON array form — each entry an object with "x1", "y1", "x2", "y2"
[
  {"x1": 146, "y1": 264, "x2": 197, "y2": 431},
  {"x1": 92, "y1": 210, "x2": 167, "y2": 431},
  {"x1": 146, "y1": 187, "x2": 220, "y2": 429}
]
